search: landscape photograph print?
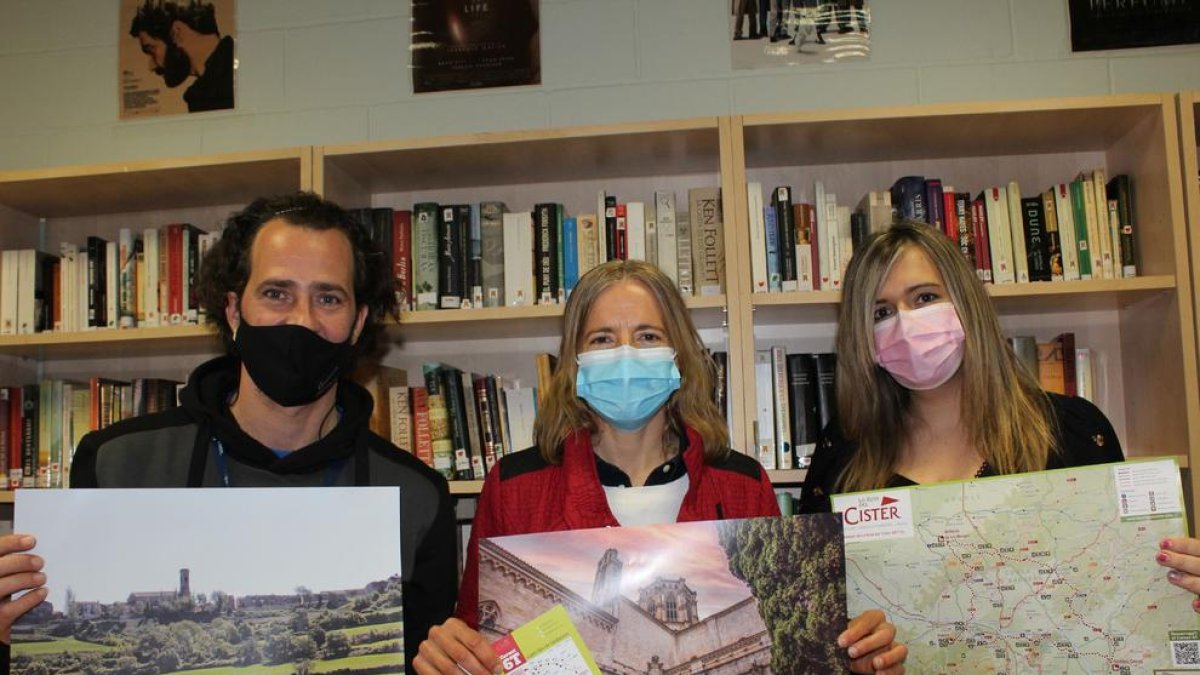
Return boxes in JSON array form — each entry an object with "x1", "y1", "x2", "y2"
[
  {"x1": 479, "y1": 514, "x2": 848, "y2": 675},
  {"x1": 11, "y1": 487, "x2": 404, "y2": 675}
]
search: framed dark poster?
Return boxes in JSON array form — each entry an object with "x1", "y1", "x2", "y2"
[
  {"x1": 411, "y1": 0, "x2": 540, "y2": 94},
  {"x1": 1068, "y1": 0, "x2": 1200, "y2": 52}
]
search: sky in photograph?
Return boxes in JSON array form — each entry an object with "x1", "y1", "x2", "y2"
[
  {"x1": 491, "y1": 520, "x2": 756, "y2": 619},
  {"x1": 15, "y1": 487, "x2": 403, "y2": 612}
]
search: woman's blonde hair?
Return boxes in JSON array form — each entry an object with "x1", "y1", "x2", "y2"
[
  {"x1": 534, "y1": 259, "x2": 729, "y2": 463},
  {"x1": 835, "y1": 222, "x2": 1056, "y2": 492}
]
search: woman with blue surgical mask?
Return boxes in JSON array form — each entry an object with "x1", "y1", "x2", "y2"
[{"x1": 414, "y1": 260, "x2": 908, "y2": 675}]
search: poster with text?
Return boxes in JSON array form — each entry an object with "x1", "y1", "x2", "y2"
[
  {"x1": 119, "y1": 0, "x2": 237, "y2": 119},
  {"x1": 1069, "y1": 0, "x2": 1200, "y2": 52},
  {"x1": 732, "y1": 0, "x2": 870, "y2": 69},
  {"x1": 411, "y1": 0, "x2": 540, "y2": 94}
]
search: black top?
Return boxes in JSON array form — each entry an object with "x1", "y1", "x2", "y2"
[
  {"x1": 797, "y1": 393, "x2": 1125, "y2": 514},
  {"x1": 184, "y1": 35, "x2": 234, "y2": 112}
]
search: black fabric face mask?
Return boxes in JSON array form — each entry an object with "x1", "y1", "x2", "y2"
[{"x1": 234, "y1": 321, "x2": 356, "y2": 407}]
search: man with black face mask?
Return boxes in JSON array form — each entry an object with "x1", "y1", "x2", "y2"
[
  {"x1": 129, "y1": 0, "x2": 235, "y2": 112},
  {"x1": 0, "y1": 193, "x2": 456, "y2": 672}
]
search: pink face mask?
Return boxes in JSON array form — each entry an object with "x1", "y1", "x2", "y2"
[{"x1": 873, "y1": 302, "x2": 966, "y2": 391}]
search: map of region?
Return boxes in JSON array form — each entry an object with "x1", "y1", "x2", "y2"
[{"x1": 834, "y1": 460, "x2": 1200, "y2": 674}]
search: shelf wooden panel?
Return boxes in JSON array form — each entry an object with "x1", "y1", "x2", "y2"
[
  {"x1": 446, "y1": 468, "x2": 808, "y2": 497},
  {"x1": 320, "y1": 119, "x2": 722, "y2": 194},
  {"x1": 741, "y1": 95, "x2": 1169, "y2": 168},
  {"x1": 748, "y1": 276, "x2": 1177, "y2": 326},
  {"x1": 0, "y1": 325, "x2": 220, "y2": 359},
  {"x1": 0, "y1": 148, "x2": 309, "y2": 218}
]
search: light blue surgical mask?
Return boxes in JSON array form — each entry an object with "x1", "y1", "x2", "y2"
[{"x1": 576, "y1": 345, "x2": 682, "y2": 431}]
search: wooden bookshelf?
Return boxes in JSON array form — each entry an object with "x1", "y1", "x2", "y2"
[
  {"x1": 730, "y1": 95, "x2": 1200, "y2": 506},
  {"x1": 0, "y1": 97, "x2": 1195, "y2": 501}
]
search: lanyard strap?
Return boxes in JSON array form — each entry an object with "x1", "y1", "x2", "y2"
[{"x1": 211, "y1": 437, "x2": 348, "y2": 488}]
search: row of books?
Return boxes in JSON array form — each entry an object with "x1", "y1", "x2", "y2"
[
  {"x1": 360, "y1": 364, "x2": 539, "y2": 481},
  {"x1": 753, "y1": 349, "x2": 837, "y2": 471},
  {"x1": 0, "y1": 378, "x2": 180, "y2": 489},
  {"x1": 0, "y1": 225, "x2": 217, "y2": 336},
  {"x1": 351, "y1": 188, "x2": 726, "y2": 312},
  {"x1": 1011, "y1": 332, "x2": 1096, "y2": 401},
  {"x1": 748, "y1": 170, "x2": 1137, "y2": 294}
]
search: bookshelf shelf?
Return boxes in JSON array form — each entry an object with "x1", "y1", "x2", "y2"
[{"x1": 728, "y1": 94, "x2": 1200, "y2": 508}]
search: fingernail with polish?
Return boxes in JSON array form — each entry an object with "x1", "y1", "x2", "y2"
[
  {"x1": 1162, "y1": 538, "x2": 1173, "y2": 550},
  {"x1": 1158, "y1": 551, "x2": 1170, "y2": 563}
]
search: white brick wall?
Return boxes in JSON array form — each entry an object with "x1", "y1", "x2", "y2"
[{"x1": 0, "y1": 0, "x2": 1197, "y2": 171}]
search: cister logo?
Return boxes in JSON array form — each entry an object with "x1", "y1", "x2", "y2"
[{"x1": 832, "y1": 490, "x2": 915, "y2": 543}]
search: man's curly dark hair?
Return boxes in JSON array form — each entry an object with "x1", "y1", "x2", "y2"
[
  {"x1": 129, "y1": 0, "x2": 220, "y2": 40},
  {"x1": 197, "y1": 192, "x2": 398, "y2": 363}
]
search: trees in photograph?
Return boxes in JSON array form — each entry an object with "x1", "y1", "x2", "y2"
[{"x1": 719, "y1": 516, "x2": 848, "y2": 674}]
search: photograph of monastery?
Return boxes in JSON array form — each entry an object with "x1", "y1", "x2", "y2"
[
  {"x1": 11, "y1": 487, "x2": 405, "y2": 674},
  {"x1": 479, "y1": 515, "x2": 848, "y2": 675}
]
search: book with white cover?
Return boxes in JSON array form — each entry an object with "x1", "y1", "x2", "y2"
[
  {"x1": 1005, "y1": 181, "x2": 1029, "y2": 283},
  {"x1": 503, "y1": 211, "x2": 534, "y2": 306},
  {"x1": 747, "y1": 182, "x2": 768, "y2": 293},
  {"x1": 625, "y1": 201, "x2": 646, "y2": 261},
  {"x1": 753, "y1": 350, "x2": 776, "y2": 470},
  {"x1": 655, "y1": 191, "x2": 678, "y2": 286},
  {"x1": 983, "y1": 186, "x2": 1016, "y2": 284},
  {"x1": 1091, "y1": 168, "x2": 1116, "y2": 279}
]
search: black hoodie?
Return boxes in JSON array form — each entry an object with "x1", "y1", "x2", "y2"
[{"x1": 59, "y1": 355, "x2": 456, "y2": 671}]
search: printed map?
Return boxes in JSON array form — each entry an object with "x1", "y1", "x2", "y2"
[{"x1": 834, "y1": 460, "x2": 1200, "y2": 673}]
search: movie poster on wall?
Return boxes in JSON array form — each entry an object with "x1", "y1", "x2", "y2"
[
  {"x1": 1068, "y1": 0, "x2": 1200, "y2": 52},
  {"x1": 411, "y1": 0, "x2": 541, "y2": 94},
  {"x1": 732, "y1": 0, "x2": 870, "y2": 70},
  {"x1": 119, "y1": 0, "x2": 236, "y2": 119}
]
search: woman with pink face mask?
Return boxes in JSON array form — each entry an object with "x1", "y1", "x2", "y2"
[
  {"x1": 797, "y1": 222, "x2": 1200, "y2": 617},
  {"x1": 799, "y1": 221, "x2": 1124, "y2": 506}
]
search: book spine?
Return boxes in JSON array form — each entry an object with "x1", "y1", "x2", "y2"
[
  {"x1": 983, "y1": 188, "x2": 1015, "y2": 284},
  {"x1": 438, "y1": 205, "x2": 464, "y2": 309},
  {"x1": 479, "y1": 202, "x2": 506, "y2": 308},
  {"x1": 1040, "y1": 190, "x2": 1064, "y2": 282},
  {"x1": 604, "y1": 195, "x2": 618, "y2": 262},
  {"x1": 753, "y1": 350, "x2": 775, "y2": 468},
  {"x1": 142, "y1": 228, "x2": 160, "y2": 326},
  {"x1": 890, "y1": 176, "x2": 926, "y2": 223},
  {"x1": 534, "y1": 203, "x2": 559, "y2": 305},
  {"x1": 167, "y1": 224, "x2": 183, "y2": 324},
  {"x1": 614, "y1": 203, "x2": 628, "y2": 262},
  {"x1": 675, "y1": 201, "x2": 693, "y2": 295},
  {"x1": 466, "y1": 205, "x2": 483, "y2": 308},
  {"x1": 117, "y1": 229, "x2": 135, "y2": 327},
  {"x1": 1059, "y1": 333, "x2": 1078, "y2": 397},
  {"x1": 502, "y1": 212, "x2": 530, "y2": 306},
  {"x1": 394, "y1": 210, "x2": 414, "y2": 312},
  {"x1": 1107, "y1": 174, "x2": 1137, "y2": 277},
  {"x1": 85, "y1": 237, "x2": 103, "y2": 328},
  {"x1": 814, "y1": 353, "x2": 837, "y2": 449},
  {"x1": 7, "y1": 388, "x2": 20, "y2": 489},
  {"x1": 941, "y1": 189, "x2": 958, "y2": 242},
  {"x1": 786, "y1": 354, "x2": 819, "y2": 468},
  {"x1": 654, "y1": 191, "x2": 678, "y2": 284},
  {"x1": 1054, "y1": 184, "x2": 1080, "y2": 281},
  {"x1": 793, "y1": 203, "x2": 814, "y2": 292},
  {"x1": 562, "y1": 216, "x2": 579, "y2": 296},
  {"x1": 625, "y1": 201, "x2": 645, "y2": 262},
  {"x1": 1020, "y1": 197, "x2": 1051, "y2": 282},
  {"x1": 1005, "y1": 181, "x2": 1029, "y2": 283},
  {"x1": 1090, "y1": 168, "x2": 1116, "y2": 279},
  {"x1": 473, "y1": 375, "x2": 498, "y2": 474},
  {"x1": 0, "y1": 389, "x2": 8, "y2": 485},
  {"x1": 953, "y1": 193, "x2": 975, "y2": 270},
  {"x1": 747, "y1": 183, "x2": 768, "y2": 293},
  {"x1": 440, "y1": 367, "x2": 473, "y2": 480},
  {"x1": 1075, "y1": 348, "x2": 1094, "y2": 401},
  {"x1": 924, "y1": 178, "x2": 944, "y2": 231},
  {"x1": 1080, "y1": 177, "x2": 1105, "y2": 279},
  {"x1": 690, "y1": 188, "x2": 724, "y2": 296},
  {"x1": 764, "y1": 206, "x2": 780, "y2": 292},
  {"x1": 1069, "y1": 180, "x2": 1093, "y2": 279},
  {"x1": 577, "y1": 213, "x2": 599, "y2": 280},
  {"x1": 459, "y1": 370, "x2": 484, "y2": 480},
  {"x1": 770, "y1": 346, "x2": 792, "y2": 470},
  {"x1": 644, "y1": 205, "x2": 658, "y2": 267},
  {"x1": 772, "y1": 187, "x2": 797, "y2": 291},
  {"x1": 411, "y1": 386, "x2": 435, "y2": 469},
  {"x1": 413, "y1": 203, "x2": 440, "y2": 310},
  {"x1": 971, "y1": 198, "x2": 992, "y2": 283},
  {"x1": 21, "y1": 384, "x2": 37, "y2": 488}
]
